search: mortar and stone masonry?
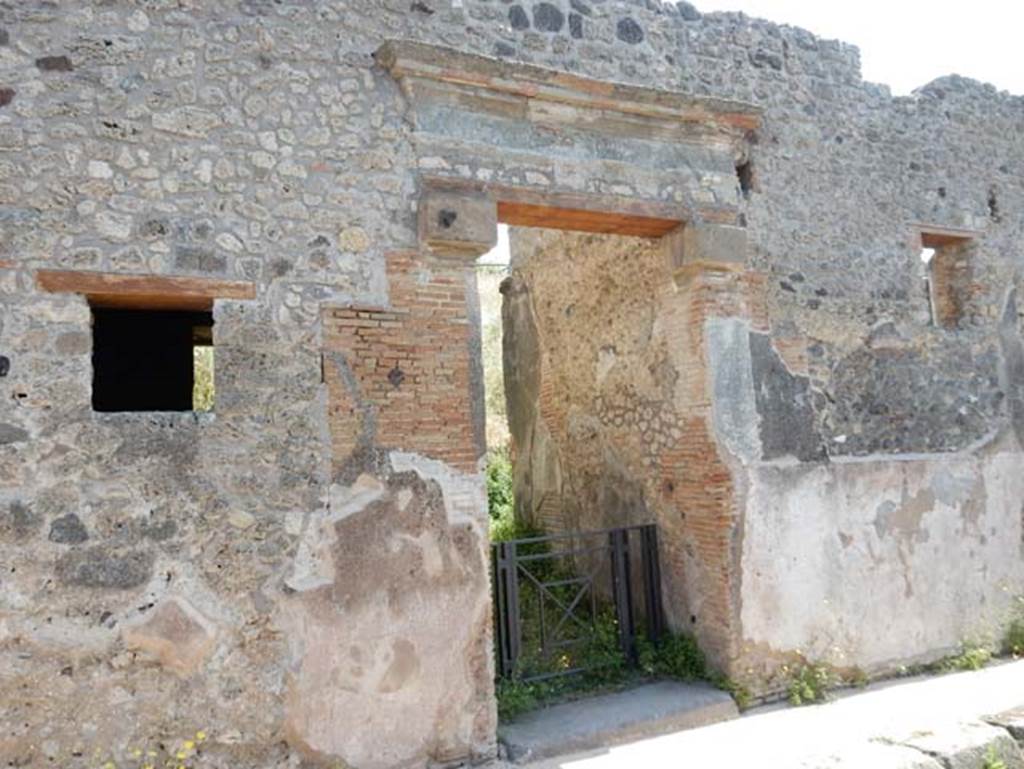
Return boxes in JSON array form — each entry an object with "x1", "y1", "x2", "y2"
[{"x1": 1, "y1": 1, "x2": 1022, "y2": 767}]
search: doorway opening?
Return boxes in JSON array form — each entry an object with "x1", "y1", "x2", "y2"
[{"x1": 476, "y1": 218, "x2": 709, "y2": 717}]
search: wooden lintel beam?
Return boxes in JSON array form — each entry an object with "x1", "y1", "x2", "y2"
[
  {"x1": 913, "y1": 223, "x2": 981, "y2": 248},
  {"x1": 497, "y1": 201, "x2": 680, "y2": 238},
  {"x1": 421, "y1": 177, "x2": 689, "y2": 237},
  {"x1": 36, "y1": 270, "x2": 256, "y2": 311}
]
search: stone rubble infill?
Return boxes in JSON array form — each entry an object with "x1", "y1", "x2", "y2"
[{"x1": 516, "y1": 660, "x2": 1024, "y2": 768}]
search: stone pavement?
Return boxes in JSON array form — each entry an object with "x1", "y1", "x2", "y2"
[
  {"x1": 518, "y1": 660, "x2": 1024, "y2": 768},
  {"x1": 499, "y1": 680, "x2": 738, "y2": 761}
]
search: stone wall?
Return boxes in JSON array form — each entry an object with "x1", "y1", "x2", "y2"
[
  {"x1": 502, "y1": 229, "x2": 673, "y2": 535},
  {"x1": 503, "y1": 227, "x2": 770, "y2": 669},
  {"x1": 1, "y1": 0, "x2": 1023, "y2": 766}
]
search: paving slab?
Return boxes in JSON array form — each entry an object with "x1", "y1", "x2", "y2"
[
  {"x1": 517, "y1": 660, "x2": 1024, "y2": 769},
  {"x1": 498, "y1": 680, "x2": 738, "y2": 762},
  {"x1": 986, "y1": 706, "x2": 1024, "y2": 746},
  {"x1": 790, "y1": 741, "x2": 944, "y2": 769},
  {"x1": 896, "y1": 721, "x2": 1024, "y2": 769}
]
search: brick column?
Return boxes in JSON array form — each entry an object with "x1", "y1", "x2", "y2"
[
  {"x1": 306, "y1": 189, "x2": 500, "y2": 764},
  {"x1": 657, "y1": 222, "x2": 766, "y2": 674},
  {"x1": 324, "y1": 188, "x2": 497, "y2": 474}
]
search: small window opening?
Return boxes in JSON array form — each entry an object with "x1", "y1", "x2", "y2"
[
  {"x1": 920, "y1": 248, "x2": 936, "y2": 325},
  {"x1": 919, "y1": 232, "x2": 974, "y2": 329},
  {"x1": 736, "y1": 159, "x2": 754, "y2": 198},
  {"x1": 91, "y1": 307, "x2": 214, "y2": 412},
  {"x1": 988, "y1": 188, "x2": 1001, "y2": 223}
]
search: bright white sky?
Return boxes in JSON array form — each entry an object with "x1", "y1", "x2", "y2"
[{"x1": 694, "y1": 0, "x2": 1023, "y2": 96}]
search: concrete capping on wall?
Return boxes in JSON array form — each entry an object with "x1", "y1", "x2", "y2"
[{"x1": 374, "y1": 40, "x2": 762, "y2": 137}]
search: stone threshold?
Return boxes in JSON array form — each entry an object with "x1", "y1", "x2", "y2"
[{"x1": 497, "y1": 680, "x2": 739, "y2": 763}]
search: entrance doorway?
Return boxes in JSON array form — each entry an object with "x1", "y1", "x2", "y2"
[{"x1": 475, "y1": 218, "x2": 702, "y2": 715}]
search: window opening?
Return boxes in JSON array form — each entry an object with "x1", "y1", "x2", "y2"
[
  {"x1": 91, "y1": 307, "x2": 215, "y2": 412},
  {"x1": 919, "y1": 231, "x2": 974, "y2": 329}
]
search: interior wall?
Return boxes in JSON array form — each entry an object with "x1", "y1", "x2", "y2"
[
  {"x1": 503, "y1": 227, "x2": 671, "y2": 534},
  {"x1": 502, "y1": 226, "x2": 741, "y2": 663}
]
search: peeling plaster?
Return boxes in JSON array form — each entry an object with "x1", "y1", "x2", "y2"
[
  {"x1": 390, "y1": 450, "x2": 487, "y2": 528},
  {"x1": 741, "y1": 448, "x2": 1024, "y2": 671},
  {"x1": 287, "y1": 474, "x2": 386, "y2": 592},
  {"x1": 707, "y1": 317, "x2": 761, "y2": 463}
]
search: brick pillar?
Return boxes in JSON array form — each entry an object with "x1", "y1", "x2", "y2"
[
  {"x1": 324, "y1": 188, "x2": 497, "y2": 472},
  {"x1": 656, "y1": 222, "x2": 766, "y2": 674},
  {"x1": 311, "y1": 190, "x2": 500, "y2": 763}
]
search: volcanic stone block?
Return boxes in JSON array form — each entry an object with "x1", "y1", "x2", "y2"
[
  {"x1": 122, "y1": 598, "x2": 218, "y2": 676},
  {"x1": 56, "y1": 546, "x2": 153, "y2": 589},
  {"x1": 666, "y1": 222, "x2": 747, "y2": 279},
  {"x1": 419, "y1": 189, "x2": 497, "y2": 258}
]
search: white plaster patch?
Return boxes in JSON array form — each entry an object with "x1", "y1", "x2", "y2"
[
  {"x1": 329, "y1": 473, "x2": 385, "y2": 520},
  {"x1": 740, "y1": 451, "x2": 1024, "y2": 669},
  {"x1": 287, "y1": 531, "x2": 336, "y2": 593},
  {"x1": 286, "y1": 475, "x2": 386, "y2": 592},
  {"x1": 87, "y1": 160, "x2": 112, "y2": 179},
  {"x1": 706, "y1": 317, "x2": 761, "y2": 462},
  {"x1": 596, "y1": 346, "x2": 617, "y2": 385},
  {"x1": 389, "y1": 451, "x2": 486, "y2": 528},
  {"x1": 137, "y1": 558, "x2": 238, "y2": 629}
]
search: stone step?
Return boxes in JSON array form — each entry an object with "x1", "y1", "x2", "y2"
[{"x1": 498, "y1": 680, "x2": 739, "y2": 763}]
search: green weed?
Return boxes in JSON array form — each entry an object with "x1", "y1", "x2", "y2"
[
  {"x1": 639, "y1": 632, "x2": 707, "y2": 681},
  {"x1": 983, "y1": 746, "x2": 1008, "y2": 769},
  {"x1": 1005, "y1": 620, "x2": 1024, "y2": 657},
  {"x1": 939, "y1": 641, "x2": 992, "y2": 672},
  {"x1": 786, "y1": 663, "x2": 837, "y2": 706}
]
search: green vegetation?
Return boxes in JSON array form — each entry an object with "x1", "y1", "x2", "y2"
[
  {"x1": 486, "y1": 447, "x2": 518, "y2": 541},
  {"x1": 638, "y1": 631, "x2": 706, "y2": 681},
  {"x1": 786, "y1": 663, "x2": 837, "y2": 706},
  {"x1": 193, "y1": 346, "x2": 214, "y2": 412},
  {"x1": 496, "y1": 612, "x2": 629, "y2": 720},
  {"x1": 1004, "y1": 619, "x2": 1024, "y2": 657},
  {"x1": 1003, "y1": 596, "x2": 1024, "y2": 657},
  {"x1": 712, "y1": 674, "x2": 753, "y2": 711},
  {"x1": 495, "y1": 678, "x2": 542, "y2": 721},
  {"x1": 938, "y1": 640, "x2": 992, "y2": 673},
  {"x1": 496, "y1": 609, "x2": 745, "y2": 720},
  {"x1": 486, "y1": 448, "x2": 748, "y2": 719},
  {"x1": 983, "y1": 746, "x2": 1008, "y2": 769},
  {"x1": 892, "y1": 638, "x2": 997, "y2": 681},
  {"x1": 845, "y1": 667, "x2": 869, "y2": 689}
]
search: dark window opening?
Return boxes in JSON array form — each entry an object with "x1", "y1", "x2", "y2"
[
  {"x1": 988, "y1": 188, "x2": 1001, "y2": 222},
  {"x1": 92, "y1": 308, "x2": 214, "y2": 412},
  {"x1": 736, "y1": 159, "x2": 754, "y2": 198}
]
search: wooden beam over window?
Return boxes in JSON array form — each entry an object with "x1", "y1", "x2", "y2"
[
  {"x1": 36, "y1": 270, "x2": 256, "y2": 311},
  {"x1": 914, "y1": 223, "x2": 981, "y2": 248}
]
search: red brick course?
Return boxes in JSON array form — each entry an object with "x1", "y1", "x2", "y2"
[{"x1": 324, "y1": 252, "x2": 482, "y2": 474}]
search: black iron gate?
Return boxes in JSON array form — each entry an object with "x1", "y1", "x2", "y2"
[{"x1": 492, "y1": 524, "x2": 664, "y2": 682}]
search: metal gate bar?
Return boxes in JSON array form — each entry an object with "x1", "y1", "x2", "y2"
[{"x1": 492, "y1": 523, "x2": 664, "y2": 682}]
